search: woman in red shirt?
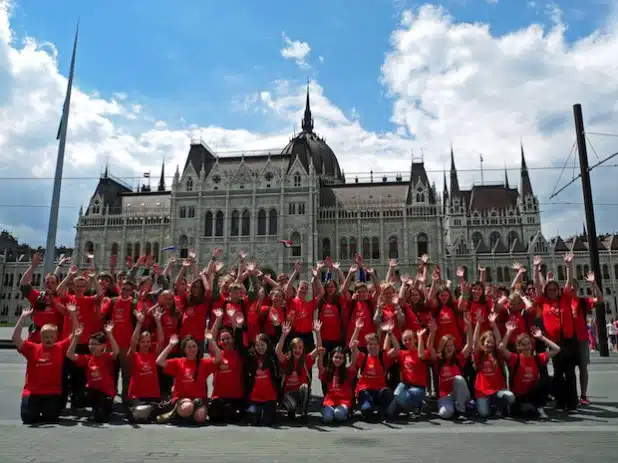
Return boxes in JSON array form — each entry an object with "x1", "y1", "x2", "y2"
[
  {"x1": 428, "y1": 315, "x2": 473, "y2": 419},
  {"x1": 319, "y1": 345, "x2": 358, "y2": 424},
  {"x1": 315, "y1": 276, "x2": 351, "y2": 360},
  {"x1": 155, "y1": 333, "x2": 221, "y2": 425},
  {"x1": 499, "y1": 321, "x2": 560, "y2": 419},
  {"x1": 275, "y1": 320, "x2": 322, "y2": 419},
  {"x1": 472, "y1": 312, "x2": 515, "y2": 418},
  {"x1": 67, "y1": 321, "x2": 119, "y2": 423},
  {"x1": 125, "y1": 309, "x2": 164, "y2": 423}
]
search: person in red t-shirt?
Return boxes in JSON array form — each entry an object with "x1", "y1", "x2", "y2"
[
  {"x1": 499, "y1": 321, "x2": 561, "y2": 419},
  {"x1": 319, "y1": 345, "x2": 358, "y2": 424},
  {"x1": 286, "y1": 276, "x2": 321, "y2": 353},
  {"x1": 428, "y1": 315, "x2": 473, "y2": 419},
  {"x1": 472, "y1": 312, "x2": 515, "y2": 418},
  {"x1": 155, "y1": 332, "x2": 221, "y2": 425},
  {"x1": 13, "y1": 307, "x2": 75, "y2": 424},
  {"x1": 67, "y1": 321, "x2": 119, "y2": 423},
  {"x1": 125, "y1": 309, "x2": 164, "y2": 423},
  {"x1": 275, "y1": 320, "x2": 322, "y2": 419}
]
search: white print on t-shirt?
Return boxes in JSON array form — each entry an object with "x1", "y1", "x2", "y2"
[
  {"x1": 89, "y1": 365, "x2": 101, "y2": 381},
  {"x1": 255, "y1": 368, "x2": 267, "y2": 379},
  {"x1": 482, "y1": 360, "x2": 495, "y2": 376},
  {"x1": 139, "y1": 362, "x2": 152, "y2": 376},
  {"x1": 286, "y1": 371, "x2": 299, "y2": 386},
  {"x1": 37, "y1": 352, "x2": 52, "y2": 364},
  {"x1": 522, "y1": 366, "x2": 535, "y2": 383},
  {"x1": 182, "y1": 368, "x2": 194, "y2": 381},
  {"x1": 441, "y1": 365, "x2": 454, "y2": 383}
]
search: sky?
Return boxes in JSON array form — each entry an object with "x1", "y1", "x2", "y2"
[{"x1": 1, "y1": 0, "x2": 618, "y2": 248}]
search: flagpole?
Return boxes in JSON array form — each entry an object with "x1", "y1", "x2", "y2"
[
  {"x1": 479, "y1": 153, "x2": 484, "y2": 186},
  {"x1": 43, "y1": 24, "x2": 78, "y2": 276}
]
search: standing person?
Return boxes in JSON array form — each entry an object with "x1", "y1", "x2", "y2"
[{"x1": 606, "y1": 319, "x2": 617, "y2": 352}]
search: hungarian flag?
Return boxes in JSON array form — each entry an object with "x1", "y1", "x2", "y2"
[
  {"x1": 161, "y1": 245, "x2": 178, "y2": 252},
  {"x1": 143, "y1": 172, "x2": 150, "y2": 178},
  {"x1": 280, "y1": 240, "x2": 293, "y2": 248}
]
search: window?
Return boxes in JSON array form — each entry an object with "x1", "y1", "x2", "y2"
[
  {"x1": 615, "y1": 264, "x2": 618, "y2": 280},
  {"x1": 231, "y1": 210, "x2": 240, "y2": 236},
  {"x1": 241, "y1": 210, "x2": 250, "y2": 236},
  {"x1": 290, "y1": 232, "x2": 301, "y2": 257},
  {"x1": 110, "y1": 242, "x2": 119, "y2": 257},
  {"x1": 362, "y1": 238, "x2": 370, "y2": 258},
  {"x1": 388, "y1": 236, "x2": 399, "y2": 259},
  {"x1": 186, "y1": 177, "x2": 193, "y2": 191},
  {"x1": 322, "y1": 238, "x2": 331, "y2": 260},
  {"x1": 340, "y1": 238, "x2": 348, "y2": 260},
  {"x1": 125, "y1": 243, "x2": 133, "y2": 261},
  {"x1": 298, "y1": 203, "x2": 306, "y2": 215},
  {"x1": 288, "y1": 203, "x2": 296, "y2": 215},
  {"x1": 188, "y1": 207, "x2": 195, "y2": 218},
  {"x1": 471, "y1": 232, "x2": 484, "y2": 250},
  {"x1": 268, "y1": 209, "x2": 278, "y2": 235},
  {"x1": 489, "y1": 231, "x2": 501, "y2": 249},
  {"x1": 145, "y1": 242, "x2": 152, "y2": 256},
  {"x1": 92, "y1": 200, "x2": 100, "y2": 214},
  {"x1": 486, "y1": 267, "x2": 492, "y2": 282},
  {"x1": 503, "y1": 267, "x2": 510, "y2": 281},
  {"x1": 349, "y1": 238, "x2": 358, "y2": 257},
  {"x1": 205, "y1": 211, "x2": 213, "y2": 236},
  {"x1": 507, "y1": 230, "x2": 519, "y2": 249},
  {"x1": 370, "y1": 237, "x2": 379, "y2": 260},
  {"x1": 257, "y1": 209, "x2": 266, "y2": 236},
  {"x1": 415, "y1": 188, "x2": 425, "y2": 203},
  {"x1": 215, "y1": 211, "x2": 224, "y2": 236},
  {"x1": 603, "y1": 264, "x2": 610, "y2": 280},
  {"x1": 134, "y1": 242, "x2": 141, "y2": 260},
  {"x1": 497, "y1": 267, "x2": 503, "y2": 281},
  {"x1": 152, "y1": 242, "x2": 159, "y2": 262},
  {"x1": 558, "y1": 265, "x2": 565, "y2": 281},
  {"x1": 417, "y1": 233, "x2": 428, "y2": 257},
  {"x1": 179, "y1": 207, "x2": 187, "y2": 219},
  {"x1": 294, "y1": 172, "x2": 301, "y2": 187},
  {"x1": 461, "y1": 266, "x2": 469, "y2": 280},
  {"x1": 583, "y1": 264, "x2": 589, "y2": 276},
  {"x1": 179, "y1": 235, "x2": 188, "y2": 259},
  {"x1": 576, "y1": 265, "x2": 583, "y2": 280},
  {"x1": 84, "y1": 241, "x2": 94, "y2": 254}
]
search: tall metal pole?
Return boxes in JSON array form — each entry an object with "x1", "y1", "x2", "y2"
[
  {"x1": 43, "y1": 25, "x2": 79, "y2": 276},
  {"x1": 573, "y1": 103, "x2": 609, "y2": 357}
]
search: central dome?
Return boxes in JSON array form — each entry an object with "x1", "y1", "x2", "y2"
[{"x1": 280, "y1": 86, "x2": 343, "y2": 180}]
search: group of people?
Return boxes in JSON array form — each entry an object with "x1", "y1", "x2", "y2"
[{"x1": 12, "y1": 248, "x2": 601, "y2": 426}]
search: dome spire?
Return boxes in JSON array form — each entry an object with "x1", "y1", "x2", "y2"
[{"x1": 301, "y1": 79, "x2": 314, "y2": 133}]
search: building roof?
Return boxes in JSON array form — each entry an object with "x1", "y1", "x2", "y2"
[
  {"x1": 468, "y1": 184, "x2": 518, "y2": 213},
  {"x1": 320, "y1": 181, "x2": 408, "y2": 207},
  {"x1": 87, "y1": 173, "x2": 133, "y2": 215}
]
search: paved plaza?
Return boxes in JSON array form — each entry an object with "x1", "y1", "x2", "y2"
[{"x1": 0, "y1": 331, "x2": 617, "y2": 462}]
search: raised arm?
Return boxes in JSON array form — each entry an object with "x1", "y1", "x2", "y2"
[
  {"x1": 156, "y1": 335, "x2": 179, "y2": 368},
  {"x1": 12, "y1": 308, "x2": 33, "y2": 351}
]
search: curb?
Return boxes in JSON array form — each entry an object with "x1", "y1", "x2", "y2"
[{"x1": 0, "y1": 341, "x2": 15, "y2": 350}]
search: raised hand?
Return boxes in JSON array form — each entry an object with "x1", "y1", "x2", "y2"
[
  {"x1": 488, "y1": 312, "x2": 497, "y2": 324},
  {"x1": 530, "y1": 326, "x2": 543, "y2": 339},
  {"x1": 188, "y1": 249, "x2": 197, "y2": 260},
  {"x1": 313, "y1": 320, "x2": 322, "y2": 332},
  {"x1": 238, "y1": 250, "x2": 247, "y2": 260},
  {"x1": 213, "y1": 308, "x2": 223, "y2": 319},
  {"x1": 420, "y1": 254, "x2": 429, "y2": 265},
  {"x1": 214, "y1": 262, "x2": 224, "y2": 273},
  {"x1": 585, "y1": 272, "x2": 595, "y2": 283},
  {"x1": 69, "y1": 265, "x2": 79, "y2": 275},
  {"x1": 456, "y1": 266, "x2": 465, "y2": 278},
  {"x1": 66, "y1": 303, "x2": 77, "y2": 313},
  {"x1": 349, "y1": 264, "x2": 358, "y2": 273},
  {"x1": 478, "y1": 265, "x2": 486, "y2": 272},
  {"x1": 389, "y1": 259, "x2": 397, "y2": 268},
  {"x1": 463, "y1": 312, "x2": 471, "y2": 325},
  {"x1": 282, "y1": 321, "x2": 292, "y2": 336},
  {"x1": 169, "y1": 335, "x2": 179, "y2": 346},
  {"x1": 294, "y1": 260, "x2": 301, "y2": 272},
  {"x1": 416, "y1": 328, "x2": 427, "y2": 338},
  {"x1": 512, "y1": 261, "x2": 522, "y2": 271},
  {"x1": 31, "y1": 252, "x2": 43, "y2": 266},
  {"x1": 505, "y1": 320, "x2": 517, "y2": 332},
  {"x1": 332, "y1": 261, "x2": 340, "y2": 270},
  {"x1": 355, "y1": 318, "x2": 364, "y2": 329},
  {"x1": 183, "y1": 259, "x2": 192, "y2": 268},
  {"x1": 135, "y1": 311, "x2": 145, "y2": 324},
  {"x1": 22, "y1": 307, "x2": 34, "y2": 318},
  {"x1": 311, "y1": 267, "x2": 318, "y2": 277},
  {"x1": 234, "y1": 312, "x2": 245, "y2": 327},
  {"x1": 204, "y1": 330, "x2": 213, "y2": 342},
  {"x1": 104, "y1": 322, "x2": 114, "y2": 334},
  {"x1": 246, "y1": 262, "x2": 256, "y2": 272},
  {"x1": 380, "y1": 321, "x2": 394, "y2": 333},
  {"x1": 74, "y1": 325, "x2": 84, "y2": 337},
  {"x1": 533, "y1": 255, "x2": 543, "y2": 267},
  {"x1": 563, "y1": 252, "x2": 574, "y2": 264}
]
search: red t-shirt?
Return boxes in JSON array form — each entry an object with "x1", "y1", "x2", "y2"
[
  {"x1": 75, "y1": 352, "x2": 116, "y2": 397},
  {"x1": 346, "y1": 300, "x2": 373, "y2": 348},
  {"x1": 179, "y1": 300, "x2": 209, "y2": 342},
  {"x1": 435, "y1": 305, "x2": 463, "y2": 350},
  {"x1": 152, "y1": 309, "x2": 181, "y2": 350},
  {"x1": 320, "y1": 366, "x2": 357, "y2": 407},
  {"x1": 378, "y1": 304, "x2": 402, "y2": 342},
  {"x1": 507, "y1": 352, "x2": 549, "y2": 396},
  {"x1": 436, "y1": 353, "x2": 466, "y2": 398},
  {"x1": 498, "y1": 308, "x2": 532, "y2": 340},
  {"x1": 318, "y1": 296, "x2": 345, "y2": 342},
  {"x1": 101, "y1": 297, "x2": 135, "y2": 349},
  {"x1": 539, "y1": 294, "x2": 575, "y2": 343},
  {"x1": 572, "y1": 297, "x2": 594, "y2": 342},
  {"x1": 250, "y1": 356, "x2": 278, "y2": 402},
  {"x1": 128, "y1": 351, "x2": 160, "y2": 399},
  {"x1": 398, "y1": 349, "x2": 429, "y2": 387},
  {"x1": 287, "y1": 297, "x2": 316, "y2": 333},
  {"x1": 218, "y1": 297, "x2": 249, "y2": 328},
  {"x1": 163, "y1": 357, "x2": 216, "y2": 400},
  {"x1": 65, "y1": 294, "x2": 102, "y2": 341},
  {"x1": 406, "y1": 305, "x2": 433, "y2": 332},
  {"x1": 473, "y1": 351, "x2": 506, "y2": 398},
  {"x1": 18, "y1": 338, "x2": 71, "y2": 397},
  {"x1": 262, "y1": 305, "x2": 285, "y2": 338},
  {"x1": 212, "y1": 349, "x2": 244, "y2": 399},
  {"x1": 281, "y1": 354, "x2": 315, "y2": 392},
  {"x1": 22, "y1": 286, "x2": 63, "y2": 343},
  {"x1": 468, "y1": 299, "x2": 492, "y2": 334},
  {"x1": 355, "y1": 352, "x2": 392, "y2": 393},
  {"x1": 246, "y1": 302, "x2": 266, "y2": 342}
]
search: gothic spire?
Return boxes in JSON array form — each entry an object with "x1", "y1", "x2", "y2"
[
  {"x1": 158, "y1": 161, "x2": 166, "y2": 191},
  {"x1": 449, "y1": 144, "x2": 460, "y2": 196},
  {"x1": 519, "y1": 141, "x2": 533, "y2": 198},
  {"x1": 301, "y1": 81, "x2": 314, "y2": 134},
  {"x1": 504, "y1": 165, "x2": 509, "y2": 188}
]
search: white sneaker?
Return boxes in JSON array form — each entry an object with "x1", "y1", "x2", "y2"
[{"x1": 537, "y1": 407, "x2": 548, "y2": 419}]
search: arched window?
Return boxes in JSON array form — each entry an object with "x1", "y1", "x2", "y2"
[
  {"x1": 215, "y1": 211, "x2": 224, "y2": 236},
  {"x1": 293, "y1": 172, "x2": 301, "y2": 187},
  {"x1": 268, "y1": 209, "x2": 278, "y2": 235},
  {"x1": 471, "y1": 232, "x2": 484, "y2": 250},
  {"x1": 371, "y1": 237, "x2": 380, "y2": 260},
  {"x1": 388, "y1": 236, "x2": 399, "y2": 259},
  {"x1": 558, "y1": 265, "x2": 565, "y2": 280},
  {"x1": 486, "y1": 267, "x2": 493, "y2": 282},
  {"x1": 349, "y1": 238, "x2": 358, "y2": 257},
  {"x1": 583, "y1": 264, "x2": 589, "y2": 277},
  {"x1": 290, "y1": 232, "x2": 301, "y2": 257},
  {"x1": 110, "y1": 242, "x2": 119, "y2": 256},
  {"x1": 152, "y1": 242, "x2": 160, "y2": 263},
  {"x1": 322, "y1": 238, "x2": 331, "y2": 260},
  {"x1": 145, "y1": 242, "x2": 152, "y2": 256},
  {"x1": 205, "y1": 211, "x2": 213, "y2": 237},
  {"x1": 362, "y1": 238, "x2": 370, "y2": 259},
  {"x1": 503, "y1": 267, "x2": 510, "y2": 281},
  {"x1": 257, "y1": 209, "x2": 266, "y2": 236},
  {"x1": 179, "y1": 235, "x2": 189, "y2": 259},
  {"x1": 84, "y1": 241, "x2": 94, "y2": 255},
  {"x1": 497, "y1": 267, "x2": 503, "y2": 282},
  {"x1": 456, "y1": 240, "x2": 468, "y2": 255},
  {"x1": 125, "y1": 243, "x2": 133, "y2": 261},
  {"x1": 507, "y1": 230, "x2": 519, "y2": 249},
  {"x1": 489, "y1": 231, "x2": 502, "y2": 249},
  {"x1": 576, "y1": 265, "x2": 583, "y2": 280},
  {"x1": 134, "y1": 242, "x2": 141, "y2": 260},
  {"x1": 417, "y1": 233, "x2": 428, "y2": 257},
  {"x1": 603, "y1": 264, "x2": 610, "y2": 280},
  {"x1": 231, "y1": 210, "x2": 240, "y2": 236},
  {"x1": 540, "y1": 264, "x2": 547, "y2": 278},
  {"x1": 461, "y1": 265, "x2": 469, "y2": 280},
  {"x1": 615, "y1": 264, "x2": 618, "y2": 280},
  {"x1": 340, "y1": 238, "x2": 348, "y2": 260},
  {"x1": 241, "y1": 209, "x2": 251, "y2": 236},
  {"x1": 186, "y1": 177, "x2": 193, "y2": 191}
]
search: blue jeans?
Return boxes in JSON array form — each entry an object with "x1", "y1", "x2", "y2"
[
  {"x1": 357, "y1": 388, "x2": 394, "y2": 419},
  {"x1": 388, "y1": 383, "x2": 425, "y2": 415},
  {"x1": 321, "y1": 405, "x2": 349, "y2": 424},
  {"x1": 476, "y1": 390, "x2": 515, "y2": 417}
]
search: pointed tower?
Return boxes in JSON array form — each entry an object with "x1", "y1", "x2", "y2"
[
  {"x1": 449, "y1": 144, "x2": 460, "y2": 199},
  {"x1": 103, "y1": 162, "x2": 109, "y2": 178},
  {"x1": 442, "y1": 170, "x2": 449, "y2": 215},
  {"x1": 301, "y1": 82, "x2": 314, "y2": 134},
  {"x1": 504, "y1": 166, "x2": 509, "y2": 188},
  {"x1": 519, "y1": 142, "x2": 533, "y2": 199},
  {"x1": 518, "y1": 141, "x2": 541, "y2": 243},
  {"x1": 158, "y1": 161, "x2": 166, "y2": 191}
]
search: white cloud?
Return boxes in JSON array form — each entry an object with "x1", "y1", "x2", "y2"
[
  {"x1": 1, "y1": 0, "x2": 618, "y2": 249},
  {"x1": 280, "y1": 32, "x2": 311, "y2": 68}
]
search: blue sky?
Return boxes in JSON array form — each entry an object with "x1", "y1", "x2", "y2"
[{"x1": 1, "y1": 0, "x2": 618, "y2": 247}]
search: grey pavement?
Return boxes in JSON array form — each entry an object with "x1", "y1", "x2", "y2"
[{"x1": 0, "y1": 350, "x2": 617, "y2": 462}]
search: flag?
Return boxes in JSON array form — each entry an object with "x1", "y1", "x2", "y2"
[
  {"x1": 280, "y1": 240, "x2": 292, "y2": 248},
  {"x1": 161, "y1": 245, "x2": 178, "y2": 252},
  {"x1": 143, "y1": 172, "x2": 150, "y2": 178}
]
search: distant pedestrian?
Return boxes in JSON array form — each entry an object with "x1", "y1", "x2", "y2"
[{"x1": 607, "y1": 319, "x2": 616, "y2": 351}]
